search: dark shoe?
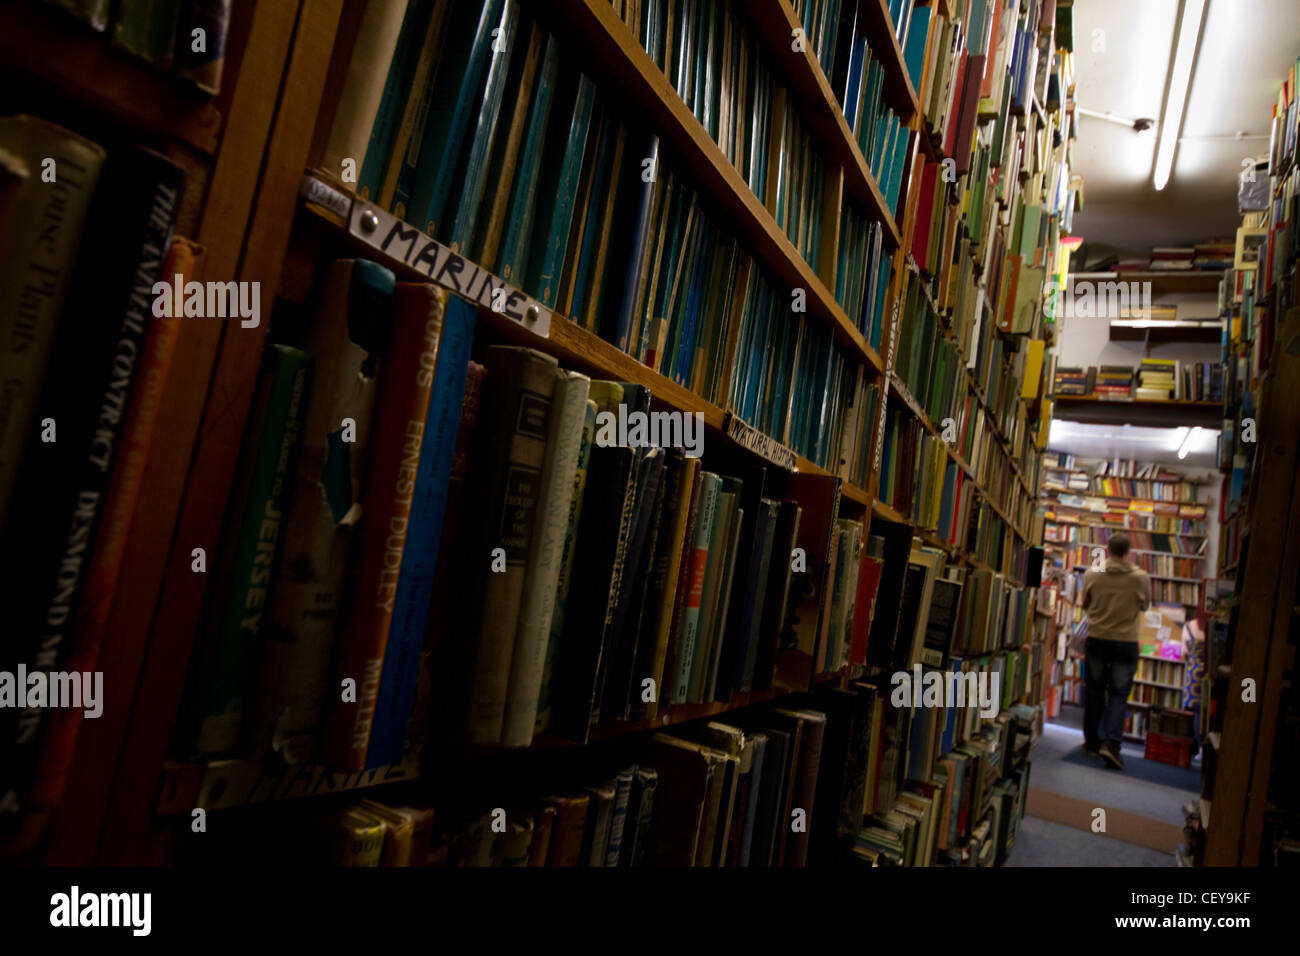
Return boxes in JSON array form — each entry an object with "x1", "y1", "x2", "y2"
[
  {"x1": 1082, "y1": 742, "x2": 1101, "y2": 757},
  {"x1": 1100, "y1": 743, "x2": 1125, "y2": 771}
]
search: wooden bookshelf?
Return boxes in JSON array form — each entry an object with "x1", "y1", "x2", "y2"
[
  {"x1": 11, "y1": 0, "x2": 1061, "y2": 867},
  {"x1": 0, "y1": 1, "x2": 223, "y2": 155},
  {"x1": 297, "y1": 182, "x2": 876, "y2": 510}
]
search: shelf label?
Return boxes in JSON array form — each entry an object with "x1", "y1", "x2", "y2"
[
  {"x1": 724, "y1": 413, "x2": 797, "y2": 472},
  {"x1": 158, "y1": 757, "x2": 419, "y2": 813},
  {"x1": 314, "y1": 177, "x2": 551, "y2": 338},
  {"x1": 873, "y1": 298, "x2": 901, "y2": 474},
  {"x1": 300, "y1": 174, "x2": 351, "y2": 220}
]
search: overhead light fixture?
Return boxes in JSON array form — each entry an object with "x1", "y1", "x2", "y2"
[
  {"x1": 1153, "y1": 0, "x2": 1206, "y2": 191},
  {"x1": 1177, "y1": 426, "x2": 1201, "y2": 460}
]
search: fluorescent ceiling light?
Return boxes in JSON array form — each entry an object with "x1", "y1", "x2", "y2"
[
  {"x1": 1177, "y1": 426, "x2": 1201, "y2": 459},
  {"x1": 1153, "y1": 0, "x2": 1206, "y2": 191}
]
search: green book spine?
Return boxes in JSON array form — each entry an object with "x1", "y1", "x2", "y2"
[
  {"x1": 191, "y1": 345, "x2": 312, "y2": 756},
  {"x1": 447, "y1": 1, "x2": 518, "y2": 250},
  {"x1": 111, "y1": 0, "x2": 183, "y2": 68},
  {"x1": 525, "y1": 74, "x2": 597, "y2": 308},
  {"x1": 497, "y1": 35, "x2": 561, "y2": 282},
  {"x1": 406, "y1": 0, "x2": 506, "y2": 237}
]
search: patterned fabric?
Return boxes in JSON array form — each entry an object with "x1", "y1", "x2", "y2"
[{"x1": 1182, "y1": 627, "x2": 1206, "y2": 710}]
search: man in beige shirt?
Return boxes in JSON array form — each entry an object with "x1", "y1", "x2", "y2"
[{"x1": 1080, "y1": 532, "x2": 1150, "y2": 770}]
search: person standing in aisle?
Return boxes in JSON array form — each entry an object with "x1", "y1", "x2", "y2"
[{"x1": 1080, "y1": 533, "x2": 1151, "y2": 770}]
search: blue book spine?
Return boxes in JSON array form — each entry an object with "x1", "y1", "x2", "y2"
[
  {"x1": 614, "y1": 135, "x2": 660, "y2": 353},
  {"x1": 498, "y1": 36, "x2": 560, "y2": 282},
  {"x1": 407, "y1": 0, "x2": 506, "y2": 236},
  {"x1": 366, "y1": 296, "x2": 478, "y2": 767},
  {"x1": 903, "y1": 6, "x2": 931, "y2": 90},
  {"x1": 358, "y1": 0, "x2": 433, "y2": 200}
]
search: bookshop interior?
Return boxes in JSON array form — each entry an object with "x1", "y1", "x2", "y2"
[{"x1": 1, "y1": 0, "x2": 1298, "y2": 872}]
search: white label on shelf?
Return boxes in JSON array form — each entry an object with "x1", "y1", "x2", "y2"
[
  {"x1": 725, "y1": 413, "x2": 797, "y2": 471},
  {"x1": 300, "y1": 174, "x2": 351, "y2": 220},
  {"x1": 333, "y1": 184, "x2": 551, "y2": 338}
]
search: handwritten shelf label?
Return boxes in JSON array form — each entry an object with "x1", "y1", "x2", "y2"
[{"x1": 724, "y1": 413, "x2": 797, "y2": 472}]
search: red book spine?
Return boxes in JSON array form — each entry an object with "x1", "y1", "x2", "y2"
[{"x1": 323, "y1": 283, "x2": 443, "y2": 769}]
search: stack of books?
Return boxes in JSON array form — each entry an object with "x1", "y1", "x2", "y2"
[
  {"x1": 1192, "y1": 240, "x2": 1236, "y2": 271},
  {"x1": 1136, "y1": 359, "x2": 1178, "y2": 399},
  {"x1": 1149, "y1": 247, "x2": 1195, "y2": 270},
  {"x1": 1094, "y1": 365, "x2": 1133, "y2": 399},
  {"x1": 1052, "y1": 365, "x2": 1093, "y2": 396}
]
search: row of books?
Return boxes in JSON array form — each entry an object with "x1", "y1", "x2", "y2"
[
  {"x1": 1136, "y1": 658, "x2": 1186, "y2": 689},
  {"x1": 0, "y1": 114, "x2": 192, "y2": 828},
  {"x1": 179, "y1": 272, "x2": 859, "y2": 765},
  {"x1": 616, "y1": 0, "x2": 774, "y2": 199},
  {"x1": 1148, "y1": 580, "x2": 1203, "y2": 606},
  {"x1": 1047, "y1": 492, "x2": 1207, "y2": 521},
  {"x1": 1053, "y1": 544, "x2": 1202, "y2": 580},
  {"x1": 1043, "y1": 475, "x2": 1201, "y2": 503},
  {"x1": 1128, "y1": 683, "x2": 1185, "y2": 710},
  {"x1": 1044, "y1": 518, "x2": 1207, "y2": 551},
  {"x1": 319, "y1": 674, "x2": 1035, "y2": 868},
  {"x1": 1055, "y1": 356, "x2": 1218, "y2": 404},
  {"x1": 40, "y1": 0, "x2": 231, "y2": 94},
  {"x1": 726, "y1": 267, "x2": 869, "y2": 475},
  {"x1": 1046, "y1": 456, "x2": 1192, "y2": 480},
  {"x1": 326, "y1": 2, "x2": 890, "y2": 478}
]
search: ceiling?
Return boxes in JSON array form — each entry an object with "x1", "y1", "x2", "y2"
[
  {"x1": 1048, "y1": 419, "x2": 1220, "y2": 468},
  {"x1": 1069, "y1": 0, "x2": 1300, "y2": 260}
]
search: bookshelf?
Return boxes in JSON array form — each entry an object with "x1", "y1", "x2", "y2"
[
  {"x1": 1197, "y1": 60, "x2": 1300, "y2": 864},
  {"x1": 4, "y1": 0, "x2": 1069, "y2": 868}
]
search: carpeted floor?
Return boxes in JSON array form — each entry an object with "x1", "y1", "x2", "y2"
[
  {"x1": 1030, "y1": 714, "x2": 1198, "y2": 826},
  {"x1": 1005, "y1": 814, "x2": 1176, "y2": 867}
]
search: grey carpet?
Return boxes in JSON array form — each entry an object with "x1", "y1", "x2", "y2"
[
  {"x1": 1005, "y1": 814, "x2": 1176, "y2": 867},
  {"x1": 1029, "y1": 722, "x2": 1197, "y2": 826},
  {"x1": 1059, "y1": 745, "x2": 1200, "y2": 790}
]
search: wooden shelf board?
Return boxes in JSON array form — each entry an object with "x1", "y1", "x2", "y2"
[
  {"x1": 0, "y1": 1, "x2": 222, "y2": 155},
  {"x1": 555, "y1": 0, "x2": 885, "y2": 377}
]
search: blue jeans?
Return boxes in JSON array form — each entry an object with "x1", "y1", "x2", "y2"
[{"x1": 1084, "y1": 637, "x2": 1139, "y2": 749}]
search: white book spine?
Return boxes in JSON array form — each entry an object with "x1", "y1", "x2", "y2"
[
  {"x1": 500, "y1": 371, "x2": 591, "y2": 746},
  {"x1": 322, "y1": 0, "x2": 411, "y2": 186}
]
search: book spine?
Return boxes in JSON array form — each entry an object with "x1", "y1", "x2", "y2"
[
  {"x1": 466, "y1": 348, "x2": 558, "y2": 745},
  {"x1": 502, "y1": 372, "x2": 591, "y2": 746},
  {"x1": 635, "y1": 455, "x2": 696, "y2": 720},
  {"x1": 249, "y1": 260, "x2": 395, "y2": 764},
  {"x1": 671, "y1": 474, "x2": 720, "y2": 703},
  {"x1": 192, "y1": 346, "x2": 312, "y2": 756},
  {"x1": 26, "y1": 236, "x2": 197, "y2": 814},
  {"x1": 532, "y1": 400, "x2": 596, "y2": 735},
  {"x1": 367, "y1": 296, "x2": 474, "y2": 767},
  {"x1": 605, "y1": 768, "x2": 635, "y2": 866},
  {"x1": 174, "y1": 0, "x2": 234, "y2": 94},
  {"x1": 447, "y1": 2, "x2": 519, "y2": 250},
  {"x1": 110, "y1": 0, "x2": 183, "y2": 69},
  {"x1": 407, "y1": 0, "x2": 507, "y2": 235},
  {"x1": 324, "y1": 284, "x2": 443, "y2": 769},
  {"x1": 322, "y1": 0, "x2": 412, "y2": 185},
  {"x1": 0, "y1": 117, "x2": 105, "y2": 529}
]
